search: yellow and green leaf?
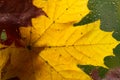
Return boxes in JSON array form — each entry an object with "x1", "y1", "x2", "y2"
[{"x1": 0, "y1": 0, "x2": 118, "y2": 80}]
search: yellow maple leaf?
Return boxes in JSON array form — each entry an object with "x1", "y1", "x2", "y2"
[{"x1": 0, "y1": 0, "x2": 118, "y2": 80}]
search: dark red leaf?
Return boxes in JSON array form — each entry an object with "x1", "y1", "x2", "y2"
[
  {"x1": 104, "y1": 67, "x2": 120, "y2": 80},
  {"x1": 0, "y1": 0, "x2": 47, "y2": 47},
  {"x1": 90, "y1": 69, "x2": 101, "y2": 80}
]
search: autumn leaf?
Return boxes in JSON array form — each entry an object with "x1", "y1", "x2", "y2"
[
  {"x1": 0, "y1": 0, "x2": 47, "y2": 47},
  {"x1": 77, "y1": 44, "x2": 120, "y2": 80},
  {"x1": 0, "y1": 0, "x2": 118, "y2": 80},
  {"x1": 74, "y1": 0, "x2": 120, "y2": 41},
  {"x1": 73, "y1": 0, "x2": 120, "y2": 79}
]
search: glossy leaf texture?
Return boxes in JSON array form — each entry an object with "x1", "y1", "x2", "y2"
[
  {"x1": 74, "y1": 0, "x2": 120, "y2": 41},
  {"x1": 0, "y1": 0, "x2": 118, "y2": 80}
]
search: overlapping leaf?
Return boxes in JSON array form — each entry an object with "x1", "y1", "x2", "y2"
[
  {"x1": 77, "y1": 44, "x2": 120, "y2": 80},
  {"x1": 0, "y1": 0, "x2": 118, "y2": 80},
  {"x1": 74, "y1": 0, "x2": 120, "y2": 41}
]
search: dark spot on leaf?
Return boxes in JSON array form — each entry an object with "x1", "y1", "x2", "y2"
[
  {"x1": 66, "y1": 8, "x2": 68, "y2": 10},
  {"x1": 53, "y1": 21, "x2": 55, "y2": 24},
  {"x1": 27, "y1": 44, "x2": 32, "y2": 50},
  {"x1": 45, "y1": 60, "x2": 48, "y2": 63}
]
